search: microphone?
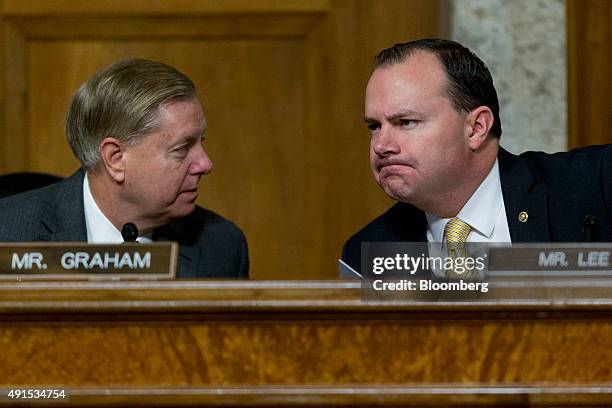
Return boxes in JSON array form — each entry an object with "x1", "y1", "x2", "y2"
[
  {"x1": 582, "y1": 215, "x2": 596, "y2": 242},
  {"x1": 121, "y1": 222, "x2": 139, "y2": 243}
]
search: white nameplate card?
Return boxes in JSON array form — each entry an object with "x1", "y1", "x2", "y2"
[{"x1": 0, "y1": 242, "x2": 178, "y2": 280}]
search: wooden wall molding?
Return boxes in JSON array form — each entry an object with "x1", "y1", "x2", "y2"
[
  {"x1": 567, "y1": 0, "x2": 611, "y2": 148},
  {"x1": 0, "y1": 0, "x2": 331, "y2": 16},
  {"x1": 0, "y1": 4, "x2": 328, "y2": 173}
]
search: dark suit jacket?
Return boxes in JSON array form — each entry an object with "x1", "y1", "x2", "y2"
[
  {"x1": 0, "y1": 170, "x2": 249, "y2": 278},
  {"x1": 343, "y1": 145, "x2": 612, "y2": 272}
]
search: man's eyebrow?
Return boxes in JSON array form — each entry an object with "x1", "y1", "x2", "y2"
[
  {"x1": 364, "y1": 110, "x2": 422, "y2": 124},
  {"x1": 386, "y1": 110, "x2": 421, "y2": 121},
  {"x1": 170, "y1": 132, "x2": 202, "y2": 147}
]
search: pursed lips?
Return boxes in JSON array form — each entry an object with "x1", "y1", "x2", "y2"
[{"x1": 376, "y1": 158, "x2": 415, "y2": 173}]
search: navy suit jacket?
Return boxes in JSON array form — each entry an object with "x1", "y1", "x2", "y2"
[
  {"x1": 342, "y1": 145, "x2": 612, "y2": 272},
  {"x1": 0, "y1": 169, "x2": 249, "y2": 278}
]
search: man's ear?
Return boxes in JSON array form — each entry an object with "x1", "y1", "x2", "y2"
[
  {"x1": 99, "y1": 137, "x2": 126, "y2": 183},
  {"x1": 465, "y1": 106, "x2": 494, "y2": 151}
]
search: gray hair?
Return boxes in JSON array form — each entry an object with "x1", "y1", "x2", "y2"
[{"x1": 66, "y1": 58, "x2": 196, "y2": 169}]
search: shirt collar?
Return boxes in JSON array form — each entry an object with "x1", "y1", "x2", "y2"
[
  {"x1": 426, "y1": 159, "x2": 502, "y2": 242},
  {"x1": 83, "y1": 173, "x2": 152, "y2": 243}
]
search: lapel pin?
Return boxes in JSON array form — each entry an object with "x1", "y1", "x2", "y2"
[{"x1": 518, "y1": 211, "x2": 528, "y2": 223}]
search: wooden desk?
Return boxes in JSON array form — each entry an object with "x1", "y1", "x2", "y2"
[{"x1": 0, "y1": 280, "x2": 611, "y2": 406}]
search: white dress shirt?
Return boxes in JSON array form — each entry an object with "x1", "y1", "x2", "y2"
[
  {"x1": 83, "y1": 174, "x2": 152, "y2": 243},
  {"x1": 424, "y1": 159, "x2": 511, "y2": 277},
  {"x1": 426, "y1": 159, "x2": 512, "y2": 244}
]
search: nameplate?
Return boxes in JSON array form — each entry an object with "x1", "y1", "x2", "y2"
[
  {"x1": 359, "y1": 242, "x2": 612, "y2": 279},
  {"x1": 0, "y1": 243, "x2": 178, "y2": 280},
  {"x1": 488, "y1": 243, "x2": 612, "y2": 276},
  {"x1": 360, "y1": 242, "x2": 612, "y2": 302}
]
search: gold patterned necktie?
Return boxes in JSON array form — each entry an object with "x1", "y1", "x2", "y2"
[{"x1": 443, "y1": 217, "x2": 475, "y2": 279}]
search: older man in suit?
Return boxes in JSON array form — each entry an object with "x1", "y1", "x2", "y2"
[
  {"x1": 0, "y1": 59, "x2": 248, "y2": 278},
  {"x1": 342, "y1": 39, "x2": 612, "y2": 273}
]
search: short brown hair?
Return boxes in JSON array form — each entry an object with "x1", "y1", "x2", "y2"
[{"x1": 375, "y1": 39, "x2": 502, "y2": 138}]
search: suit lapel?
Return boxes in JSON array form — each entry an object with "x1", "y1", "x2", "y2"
[
  {"x1": 153, "y1": 219, "x2": 201, "y2": 278},
  {"x1": 35, "y1": 169, "x2": 200, "y2": 276},
  {"x1": 40, "y1": 227, "x2": 87, "y2": 242},
  {"x1": 393, "y1": 202, "x2": 428, "y2": 242},
  {"x1": 498, "y1": 148, "x2": 550, "y2": 242},
  {"x1": 407, "y1": 211, "x2": 427, "y2": 242},
  {"x1": 37, "y1": 169, "x2": 88, "y2": 242}
]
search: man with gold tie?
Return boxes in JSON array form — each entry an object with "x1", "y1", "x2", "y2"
[{"x1": 342, "y1": 39, "x2": 612, "y2": 275}]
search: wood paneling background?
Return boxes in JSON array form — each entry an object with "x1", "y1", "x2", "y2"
[
  {"x1": 567, "y1": 0, "x2": 611, "y2": 148},
  {"x1": 0, "y1": 0, "x2": 439, "y2": 279}
]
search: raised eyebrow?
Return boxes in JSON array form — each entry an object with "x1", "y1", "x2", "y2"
[{"x1": 386, "y1": 110, "x2": 421, "y2": 122}]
